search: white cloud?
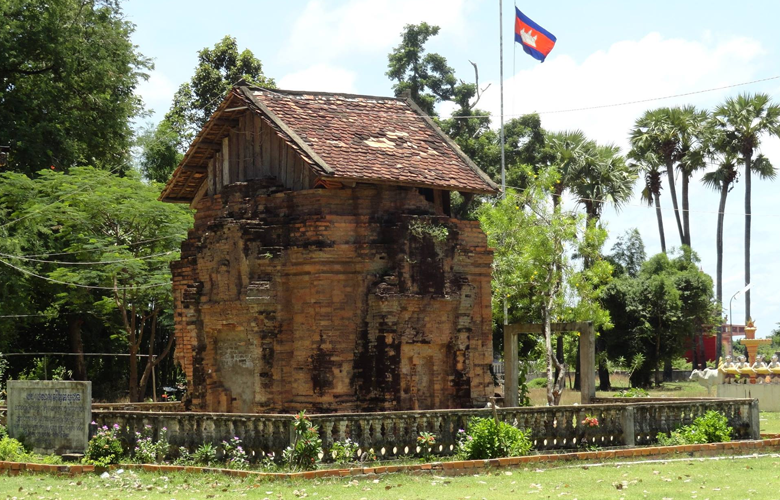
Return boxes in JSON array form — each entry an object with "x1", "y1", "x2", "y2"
[
  {"x1": 483, "y1": 32, "x2": 765, "y2": 151},
  {"x1": 281, "y1": 0, "x2": 473, "y2": 62},
  {"x1": 278, "y1": 64, "x2": 358, "y2": 93},
  {"x1": 481, "y1": 31, "x2": 780, "y2": 327}
]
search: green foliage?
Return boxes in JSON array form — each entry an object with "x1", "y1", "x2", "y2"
[
  {"x1": 416, "y1": 431, "x2": 436, "y2": 457},
  {"x1": 408, "y1": 219, "x2": 449, "y2": 242},
  {"x1": 84, "y1": 422, "x2": 123, "y2": 467},
  {"x1": 222, "y1": 436, "x2": 249, "y2": 470},
  {"x1": 0, "y1": 0, "x2": 151, "y2": 175},
  {"x1": 657, "y1": 411, "x2": 732, "y2": 446},
  {"x1": 600, "y1": 247, "x2": 717, "y2": 387},
  {"x1": 329, "y1": 439, "x2": 359, "y2": 464},
  {"x1": 283, "y1": 411, "x2": 322, "y2": 471},
  {"x1": 613, "y1": 387, "x2": 649, "y2": 398},
  {"x1": 17, "y1": 358, "x2": 71, "y2": 381},
  {"x1": 458, "y1": 418, "x2": 532, "y2": 460},
  {"x1": 527, "y1": 377, "x2": 548, "y2": 388},
  {"x1": 193, "y1": 443, "x2": 217, "y2": 466},
  {"x1": 607, "y1": 229, "x2": 646, "y2": 278},
  {"x1": 0, "y1": 424, "x2": 7, "y2": 440},
  {"x1": 0, "y1": 436, "x2": 26, "y2": 461},
  {"x1": 133, "y1": 425, "x2": 170, "y2": 464},
  {"x1": 140, "y1": 36, "x2": 275, "y2": 182}
]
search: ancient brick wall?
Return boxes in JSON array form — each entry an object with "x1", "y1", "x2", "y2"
[{"x1": 172, "y1": 180, "x2": 494, "y2": 413}]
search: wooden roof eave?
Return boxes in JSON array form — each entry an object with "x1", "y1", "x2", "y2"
[
  {"x1": 319, "y1": 175, "x2": 497, "y2": 195},
  {"x1": 159, "y1": 94, "x2": 239, "y2": 202},
  {"x1": 235, "y1": 86, "x2": 335, "y2": 175}
]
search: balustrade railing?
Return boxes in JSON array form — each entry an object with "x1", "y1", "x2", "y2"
[{"x1": 92, "y1": 398, "x2": 758, "y2": 459}]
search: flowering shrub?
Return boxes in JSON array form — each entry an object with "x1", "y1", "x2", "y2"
[
  {"x1": 283, "y1": 411, "x2": 322, "y2": 470},
  {"x1": 260, "y1": 451, "x2": 278, "y2": 470},
  {"x1": 84, "y1": 422, "x2": 123, "y2": 467},
  {"x1": 416, "y1": 431, "x2": 436, "y2": 457},
  {"x1": 581, "y1": 415, "x2": 599, "y2": 427},
  {"x1": 133, "y1": 425, "x2": 170, "y2": 463},
  {"x1": 330, "y1": 438, "x2": 359, "y2": 464},
  {"x1": 222, "y1": 436, "x2": 249, "y2": 470}
]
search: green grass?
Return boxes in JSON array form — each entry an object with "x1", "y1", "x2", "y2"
[
  {"x1": 3, "y1": 455, "x2": 780, "y2": 499},
  {"x1": 529, "y1": 379, "x2": 709, "y2": 406},
  {"x1": 761, "y1": 412, "x2": 780, "y2": 434}
]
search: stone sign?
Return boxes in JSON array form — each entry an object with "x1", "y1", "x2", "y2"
[{"x1": 7, "y1": 380, "x2": 91, "y2": 454}]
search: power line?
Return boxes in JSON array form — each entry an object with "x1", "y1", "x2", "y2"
[
  {"x1": 11, "y1": 234, "x2": 187, "y2": 258},
  {"x1": 503, "y1": 184, "x2": 780, "y2": 217},
  {"x1": 532, "y1": 75, "x2": 780, "y2": 115},
  {"x1": 0, "y1": 250, "x2": 175, "y2": 266},
  {"x1": 0, "y1": 164, "x2": 124, "y2": 231},
  {"x1": 0, "y1": 257, "x2": 171, "y2": 290}
]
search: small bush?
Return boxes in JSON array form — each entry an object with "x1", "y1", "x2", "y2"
[
  {"x1": 84, "y1": 422, "x2": 123, "y2": 467},
  {"x1": 173, "y1": 446, "x2": 193, "y2": 466},
  {"x1": 329, "y1": 438, "x2": 359, "y2": 464},
  {"x1": 133, "y1": 425, "x2": 170, "y2": 463},
  {"x1": 0, "y1": 424, "x2": 8, "y2": 440},
  {"x1": 657, "y1": 410, "x2": 732, "y2": 446},
  {"x1": 283, "y1": 411, "x2": 322, "y2": 470},
  {"x1": 193, "y1": 443, "x2": 217, "y2": 466},
  {"x1": 527, "y1": 377, "x2": 548, "y2": 389},
  {"x1": 0, "y1": 436, "x2": 26, "y2": 461},
  {"x1": 417, "y1": 431, "x2": 436, "y2": 458},
  {"x1": 222, "y1": 436, "x2": 249, "y2": 470},
  {"x1": 459, "y1": 418, "x2": 532, "y2": 460}
]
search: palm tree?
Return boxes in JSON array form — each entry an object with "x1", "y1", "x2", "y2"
[
  {"x1": 571, "y1": 142, "x2": 638, "y2": 391},
  {"x1": 629, "y1": 106, "x2": 708, "y2": 249},
  {"x1": 713, "y1": 93, "x2": 780, "y2": 322},
  {"x1": 629, "y1": 151, "x2": 666, "y2": 253},
  {"x1": 545, "y1": 130, "x2": 592, "y2": 208}
]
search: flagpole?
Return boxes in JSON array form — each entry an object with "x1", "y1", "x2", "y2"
[{"x1": 499, "y1": 0, "x2": 510, "y2": 392}]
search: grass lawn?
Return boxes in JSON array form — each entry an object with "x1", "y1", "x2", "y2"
[
  {"x1": 2, "y1": 455, "x2": 780, "y2": 499},
  {"x1": 528, "y1": 378, "x2": 709, "y2": 406},
  {"x1": 762, "y1": 412, "x2": 780, "y2": 434}
]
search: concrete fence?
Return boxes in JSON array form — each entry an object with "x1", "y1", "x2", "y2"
[{"x1": 92, "y1": 398, "x2": 758, "y2": 458}]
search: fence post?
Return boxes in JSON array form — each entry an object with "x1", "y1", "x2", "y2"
[
  {"x1": 749, "y1": 399, "x2": 760, "y2": 440},
  {"x1": 622, "y1": 406, "x2": 635, "y2": 447}
]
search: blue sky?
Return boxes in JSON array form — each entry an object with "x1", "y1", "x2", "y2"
[{"x1": 126, "y1": 0, "x2": 780, "y2": 335}]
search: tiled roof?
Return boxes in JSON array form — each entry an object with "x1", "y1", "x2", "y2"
[
  {"x1": 242, "y1": 88, "x2": 498, "y2": 194},
  {"x1": 160, "y1": 86, "x2": 498, "y2": 203}
]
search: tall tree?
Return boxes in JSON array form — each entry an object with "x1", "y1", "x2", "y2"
[
  {"x1": 712, "y1": 93, "x2": 780, "y2": 323},
  {"x1": 629, "y1": 106, "x2": 707, "y2": 248},
  {"x1": 139, "y1": 35, "x2": 274, "y2": 181},
  {"x1": 0, "y1": 168, "x2": 192, "y2": 400},
  {"x1": 387, "y1": 23, "x2": 459, "y2": 117},
  {"x1": 629, "y1": 150, "x2": 667, "y2": 253},
  {"x1": 0, "y1": 0, "x2": 151, "y2": 175},
  {"x1": 478, "y1": 166, "x2": 612, "y2": 405}
]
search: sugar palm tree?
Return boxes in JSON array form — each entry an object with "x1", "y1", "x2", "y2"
[
  {"x1": 545, "y1": 130, "x2": 592, "y2": 209},
  {"x1": 712, "y1": 93, "x2": 780, "y2": 322},
  {"x1": 629, "y1": 150, "x2": 666, "y2": 253},
  {"x1": 571, "y1": 142, "x2": 637, "y2": 391},
  {"x1": 630, "y1": 106, "x2": 708, "y2": 248}
]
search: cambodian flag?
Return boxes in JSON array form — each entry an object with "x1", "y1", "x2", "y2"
[{"x1": 514, "y1": 7, "x2": 557, "y2": 62}]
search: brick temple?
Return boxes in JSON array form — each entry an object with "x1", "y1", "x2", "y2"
[{"x1": 160, "y1": 85, "x2": 498, "y2": 413}]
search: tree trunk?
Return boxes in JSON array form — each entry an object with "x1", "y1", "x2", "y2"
[
  {"x1": 681, "y1": 172, "x2": 691, "y2": 247},
  {"x1": 653, "y1": 190, "x2": 667, "y2": 254},
  {"x1": 597, "y1": 336, "x2": 610, "y2": 391},
  {"x1": 555, "y1": 335, "x2": 564, "y2": 382},
  {"x1": 665, "y1": 160, "x2": 685, "y2": 246},
  {"x1": 744, "y1": 154, "x2": 752, "y2": 323},
  {"x1": 67, "y1": 317, "x2": 87, "y2": 381},
  {"x1": 573, "y1": 342, "x2": 581, "y2": 391},
  {"x1": 715, "y1": 181, "x2": 729, "y2": 364}
]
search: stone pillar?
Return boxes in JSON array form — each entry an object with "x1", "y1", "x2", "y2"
[
  {"x1": 580, "y1": 323, "x2": 596, "y2": 404},
  {"x1": 749, "y1": 399, "x2": 761, "y2": 440},
  {"x1": 622, "y1": 406, "x2": 635, "y2": 447},
  {"x1": 504, "y1": 328, "x2": 518, "y2": 407}
]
